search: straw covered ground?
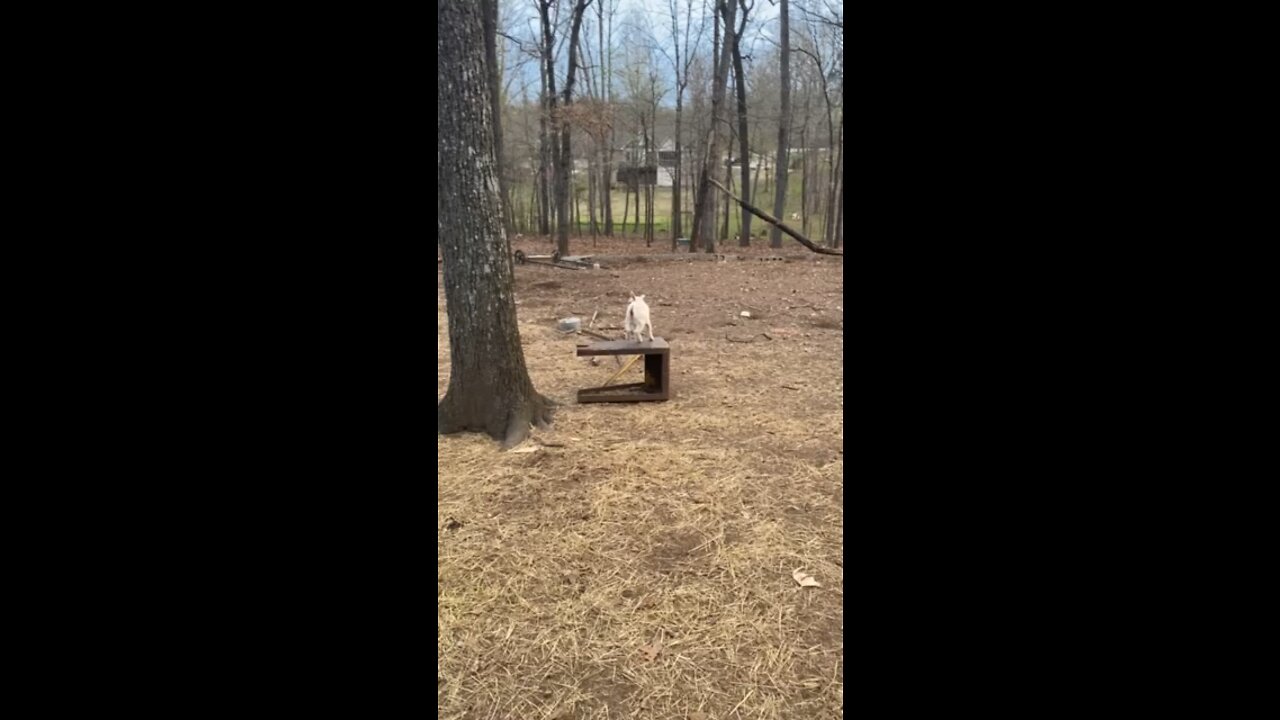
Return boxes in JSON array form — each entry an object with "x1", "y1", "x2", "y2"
[{"x1": 438, "y1": 240, "x2": 844, "y2": 719}]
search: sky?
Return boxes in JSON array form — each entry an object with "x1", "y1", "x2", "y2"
[{"x1": 499, "y1": 0, "x2": 789, "y2": 105}]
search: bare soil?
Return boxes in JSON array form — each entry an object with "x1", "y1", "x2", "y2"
[{"x1": 438, "y1": 239, "x2": 843, "y2": 719}]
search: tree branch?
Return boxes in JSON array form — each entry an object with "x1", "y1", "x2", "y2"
[{"x1": 707, "y1": 177, "x2": 843, "y2": 256}]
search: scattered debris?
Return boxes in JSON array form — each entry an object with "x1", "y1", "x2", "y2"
[
  {"x1": 740, "y1": 311, "x2": 752, "y2": 318},
  {"x1": 640, "y1": 643, "x2": 661, "y2": 662},
  {"x1": 557, "y1": 317, "x2": 582, "y2": 333},
  {"x1": 792, "y1": 569, "x2": 822, "y2": 588}
]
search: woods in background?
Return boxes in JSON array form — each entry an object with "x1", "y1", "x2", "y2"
[{"x1": 485, "y1": 0, "x2": 843, "y2": 254}]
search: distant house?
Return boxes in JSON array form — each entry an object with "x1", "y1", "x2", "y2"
[
  {"x1": 725, "y1": 150, "x2": 773, "y2": 174},
  {"x1": 618, "y1": 139, "x2": 692, "y2": 188}
]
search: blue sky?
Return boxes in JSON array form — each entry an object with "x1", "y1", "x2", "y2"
[{"x1": 500, "y1": 0, "x2": 787, "y2": 103}]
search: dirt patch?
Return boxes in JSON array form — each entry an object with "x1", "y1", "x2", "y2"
[{"x1": 439, "y1": 247, "x2": 843, "y2": 719}]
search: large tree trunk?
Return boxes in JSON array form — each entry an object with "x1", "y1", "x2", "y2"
[
  {"x1": 692, "y1": 0, "x2": 736, "y2": 254},
  {"x1": 769, "y1": 0, "x2": 791, "y2": 249},
  {"x1": 733, "y1": 0, "x2": 752, "y2": 246},
  {"x1": 438, "y1": 0, "x2": 552, "y2": 448}
]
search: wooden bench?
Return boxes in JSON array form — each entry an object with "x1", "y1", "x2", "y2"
[{"x1": 575, "y1": 338, "x2": 671, "y2": 403}]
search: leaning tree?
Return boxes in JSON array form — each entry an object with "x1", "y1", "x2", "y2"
[{"x1": 438, "y1": 0, "x2": 553, "y2": 448}]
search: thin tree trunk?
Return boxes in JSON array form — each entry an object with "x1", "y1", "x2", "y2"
[
  {"x1": 621, "y1": 179, "x2": 631, "y2": 229},
  {"x1": 588, "y1": 154, "x2": 599, "y2": 238},
  {"x1": 692, "y1": 0, "x2": 736, "y2": 253},
  {"x1": 732, "y1": 0, "x2": 752, "y2": 246},
  {"x1": 799, "y1": 100, "x2": 811, "y2": 237},
  {"x1": 539, "y1": 2, "x2": 559, "y2": 239},
  {"x1": 769, "y1": 0, "x2": 791, "y2": 249},
  {"x1": 751, "y1": 153, "x2": 763, "y2": 208},
  {"x1": 538, "y1": 64, "x2": 552, "y2": 236},
  {"x1": 642, "y1": 114, "x2": 651, "y2": 244},
  {"x1": 554, "y1": 0, "x2": 594, "y2": 256},
  {"x1": 822, "y1": 94, "x2": 837, "y2": 248},
  {"x1": 721, "y1": 155, "x2": 733, "y2": 241},
  {"x1": 438, "y1": 0, "x2": 552, "y2": 447},
  {"x1": 481, "y1": 0, "x2": 514, "y2": 237},
  {"x1": 599, "y1": 0, "x2": 614, "y2": 236},
  {"x1": 672, "y1": 101, "x2": 683, "y2": 249},
  {"x1": 831, "y1": 106, "x2": 843, "y2": 248}
]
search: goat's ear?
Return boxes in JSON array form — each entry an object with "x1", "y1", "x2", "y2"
[{"x1": 638, "y1": 295, "x2": 645, "y2": 300}]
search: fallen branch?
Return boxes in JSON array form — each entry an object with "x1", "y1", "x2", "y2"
[
  {"x1": 708, "y1": 178, "x2": 843, "y2": 256},
  {"x1": 726, "y1": 333, "x2": 773, "y2": 343}
]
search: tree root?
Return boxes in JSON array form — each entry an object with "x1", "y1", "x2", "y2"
[{"x1": 439, "y1": 391, "x2": 556, "y2": 450}]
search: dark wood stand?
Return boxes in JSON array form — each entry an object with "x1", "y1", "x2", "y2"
[{"x1": 575, "y1": 338, "x2": 671, "y2": 403}]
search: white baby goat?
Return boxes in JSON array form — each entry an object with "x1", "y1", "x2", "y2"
[{"x1": 624, "y1": 294, "x2": 655, "y2": 342}]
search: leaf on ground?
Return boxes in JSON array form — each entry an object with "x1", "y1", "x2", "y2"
[
  {"x1": 640, "y1": 643, "x2": 661, "y2": 662},
  {"x1": 792, "y1": 569, "x2": 822, "y2": 588}
]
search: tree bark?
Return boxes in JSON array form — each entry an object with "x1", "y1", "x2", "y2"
[
  {"x1": 482, "y1": 0, "x2": 514, "y2": 238},
  {"x1": 671, "y1": 97, "x2": 683, "y2": 249},
  {"x1": 721, "y1": 155, "x2": 733, "y2": 241},
  {"x1": 769, "y1": 0, "x2": 791, "y2": 249},
  {"x1": 692, "y1": 0, "x2": 736, "y2": 254},
  {"x1": 587, "y1": 153, "x2": 599, "y2": 238},
  {"x1": 831, "y1": 104, "x2": 843, "y2": 248},
  {"x1": 600, "y1": 1, "x2": 614, "y2": 236},
  {"x1": 539, "y1": 2, "x2": 558, "y2": 238},
  {"x1": 555, "y1": 0, "x2": 594, "y2": 256},
  {"x1": 438, "y1": 0, "x2": 552, "y2": 448},
  {"x1": 621, "y1": 180, "x2": 630, "y2": 228},
  {"x1": 732, "y1": 0, "x2": 752, "y2": 246}
]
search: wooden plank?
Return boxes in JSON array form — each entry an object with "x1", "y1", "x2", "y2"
[{"x1": 576, "y1": 338, "x2": 669, "y2": 356}]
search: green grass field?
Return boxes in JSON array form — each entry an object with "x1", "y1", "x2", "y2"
[{"x1": 509, "y1": 179, "x2": 835, "y2": 240}]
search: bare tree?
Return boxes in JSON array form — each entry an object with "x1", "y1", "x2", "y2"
[
  {"x1": 731, "y1": 0, "x2": 754, "y2": 246},
  {"x1": 793, "y1": 4, "x2": 841, "y2": 246},
  {"x1": 482, "y1": 0, "x2": 515, "y2": 237},
  {"x1": 692, "y1": 0, "x2": 736, "y2": 253},
  {"x1": 438, "y1": 0, "x2": 552, "y2": 448},
  {"x1": 663, "y1": 0, "x2": 706, "y2": 249},
  {"x1": 552, "y1": 0, "x2": 594, "y2": 256},
  {"x1": 832, "y1": 107, "x2": 843, "y2": 248},
  {"x1": 537, "y1": 1, "x2": 558, "y2": 237},
  {"x1": 595, "y1": 0, "x2": 620, "y2": 237},
  {"x1": 770, "y1": 0, "x2": 791, "y2": 249}
]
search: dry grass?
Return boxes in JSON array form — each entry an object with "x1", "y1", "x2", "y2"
[{"x1": 438, "y1": 252, "x2": 843, "y2": 719}]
